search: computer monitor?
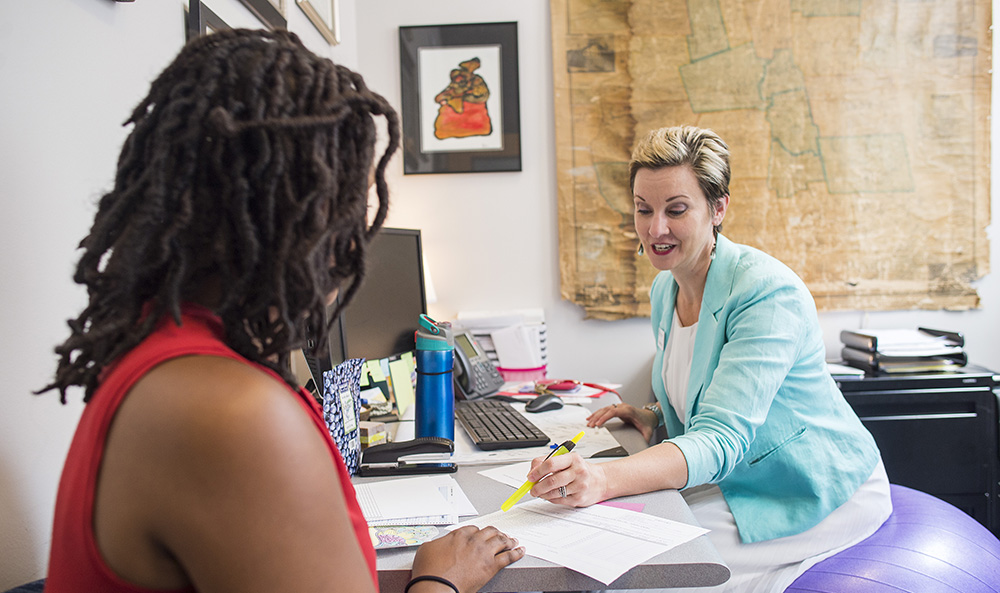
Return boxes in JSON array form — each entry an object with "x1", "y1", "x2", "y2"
[
  {"x1": 327, "y1": 227, "x2": 428, "y2": 365},
  {"x1": 296, "y1": 228, "x2": 428, "y2": 395}
]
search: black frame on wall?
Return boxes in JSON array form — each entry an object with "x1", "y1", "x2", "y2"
[
  {"x1": 186, "y1": 0, "x2": 285, "y2": 41},
  {"x1": 186, "y1": 1, "x2": 230, "y2": 40},
  {"x1": 398, "y1": 22, "x2": 522, "y2": 175}
]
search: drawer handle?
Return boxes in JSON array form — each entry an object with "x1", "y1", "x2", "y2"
[{"x1": 859, "y1": 412, "x2": 978, "y2": 422}]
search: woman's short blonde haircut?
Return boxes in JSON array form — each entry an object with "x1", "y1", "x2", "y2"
[{"x1": 629, "y1": 125, "x2": 730, "y2": 234}]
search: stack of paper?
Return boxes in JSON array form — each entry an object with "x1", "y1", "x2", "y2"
[
  {"x1": 354, "y1": 475, "x2": 477, "y2": 526},
  {"x1": 840, "y1": 328, "x2": 967, "y2": 374}
]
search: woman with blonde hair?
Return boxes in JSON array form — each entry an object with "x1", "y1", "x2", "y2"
[{"x1": 527, "y1": 126, "x2": 891, "y2": 592}]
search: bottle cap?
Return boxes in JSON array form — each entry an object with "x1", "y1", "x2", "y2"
[{"x1": 415, "y1": 314, "x2": 454, "y2": 351}]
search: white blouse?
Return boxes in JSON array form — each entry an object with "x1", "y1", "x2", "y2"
[{"x1": 662, "y1": 308, "x2": 697, "y2": 424}]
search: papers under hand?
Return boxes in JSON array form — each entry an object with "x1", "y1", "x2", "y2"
[
  {"x1": 455, "y1": 499, "x2": 708, "y2": 585},
  {"x1": 501, "y1": 431, "x2": 584, "y2": 512},
  {"x1": 478, "y1": 457, "x2": 619, "y2": 490}
]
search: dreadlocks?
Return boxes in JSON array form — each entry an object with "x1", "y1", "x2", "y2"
[{"x1": 39, "y1": 28, "x2": 400, "y2": 403}]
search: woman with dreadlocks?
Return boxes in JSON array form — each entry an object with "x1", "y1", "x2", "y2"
[{"x1": 40, "y1": 29, "x2": 523, "y2": 593}]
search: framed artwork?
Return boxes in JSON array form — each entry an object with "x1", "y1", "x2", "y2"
[
  {"x1": 186, "y1": 1, "x2": 230, "y2": 40},
  {"x1": 238, "y1": 0, "x2": 286, "y2": 30},
  {"x1": 297, "y1": 0, "x2": 340, "y2": 46},
  {"x1": 398, "y1": 22, "x2": 521, "y2": 174}
]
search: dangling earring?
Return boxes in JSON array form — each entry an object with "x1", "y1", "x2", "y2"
[
  {"x1": 710, "y1": 228, "x2": 718, "y2": 259},
  {"x1": 636, "y1": 243, "x2": 644, "y2": 256}
]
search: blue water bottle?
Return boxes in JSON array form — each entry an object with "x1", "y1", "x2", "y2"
[{"x1": 415, "y1": 314, "x2": 455, "y2": 440}]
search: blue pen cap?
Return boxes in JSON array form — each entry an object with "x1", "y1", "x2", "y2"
[{"x1": 415, "y1": 314, "x2": 454, "y2": 351}]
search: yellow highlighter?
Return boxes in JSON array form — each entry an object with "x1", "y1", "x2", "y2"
[{"x1": 501, "y1": 431, "x2": 585, "y2": 512}]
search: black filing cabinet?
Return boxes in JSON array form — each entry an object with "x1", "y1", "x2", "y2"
[{"x1": 834, "y1": 366, "x2": 999, "y2": 536}]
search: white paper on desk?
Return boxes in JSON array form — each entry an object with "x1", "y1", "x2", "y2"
[
  {"x1": 452, "y1": 403, "x2": 623, "y2": 466},
  {"x1": 456, "y1": 499, "x2": 706, "y2": 585},
  {"x1": 393, "y1": 420, "x2": 416, "y2": 441},
  {"x1": 446, "y1": 477, "x2": 479, "y2": 516},
  {"x1": 356, "y1": 475, "x2": 463, "y2": 526},
  {"x1": 478, "y1": 458, "x2": 618, "y2": 490},
  {"x1": 521, "y1": 500, "x2": 708, "y2": 546},
  {"x1": 478, "y1": 461, "x2": 545, "y2": 489}
]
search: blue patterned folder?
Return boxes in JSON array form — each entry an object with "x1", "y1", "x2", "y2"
[{"x1": 322, "y1": 358, "x2": 366, "y2": 476}]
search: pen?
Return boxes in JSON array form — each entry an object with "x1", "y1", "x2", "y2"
[{"x1": 501, "y1": 431, "x2": 585, "y2": 512}]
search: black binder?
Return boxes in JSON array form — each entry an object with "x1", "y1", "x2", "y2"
[
  {"x1": 840, "y1": 346, "x2": 968, "y2": 374},
  {"x1": 839, "y1": 327, "x2": 964, "y2": 352}
]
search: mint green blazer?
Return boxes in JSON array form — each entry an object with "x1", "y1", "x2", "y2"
[{"x1": 651, "y1": 235, "x2": 880, "y2": 543}]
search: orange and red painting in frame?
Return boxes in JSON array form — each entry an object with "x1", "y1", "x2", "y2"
[{"x1": 399, "y1": 23, "x2": 521, "y2": 174}]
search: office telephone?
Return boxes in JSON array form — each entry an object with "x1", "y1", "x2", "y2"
[{"x1": 453, "y1": 331, "x2": 505, "y2": 399}]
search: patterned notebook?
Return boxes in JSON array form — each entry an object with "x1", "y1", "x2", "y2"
[{"x1": 322, "y1": 358, "x2": 366, "y2": 476}]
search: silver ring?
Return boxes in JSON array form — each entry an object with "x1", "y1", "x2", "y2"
[{"x1": 559, "y1": 486, "x2": 567, "y2": 498}]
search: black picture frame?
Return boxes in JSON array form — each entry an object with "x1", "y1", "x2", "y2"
[
  {"x1": 238, "y1": 0, "x2": 286, "y2": 31},
  {"x1": 186, "y1": 1, "x2": 229, "y2": 40},
  {"x1": 398, "y1": 22, "x2": 521, "y2": 174}
]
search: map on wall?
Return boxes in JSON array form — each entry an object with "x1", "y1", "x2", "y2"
[{"x1": 551, "y1": 0, "x2": 992, "y2": 320}]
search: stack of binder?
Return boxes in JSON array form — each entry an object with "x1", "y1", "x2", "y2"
[{"x1": 840, "y1": 327, "x2": 967, "y2": 374}]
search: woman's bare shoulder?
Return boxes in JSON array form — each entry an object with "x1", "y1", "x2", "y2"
[
  {"x1": 125, "y1": 355, "x2": 314, "y2": 448},
  {"x1": 97, "y1": 354, "x2": 375, "y2": 592}
]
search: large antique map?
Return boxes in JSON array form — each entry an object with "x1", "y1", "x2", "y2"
[{"x1": 552, "y1": 0, "x2": 991, "y2": 319}]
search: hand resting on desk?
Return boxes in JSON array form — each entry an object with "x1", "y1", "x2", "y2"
[
  {"x1": 412, "y1": 526, "x2": 524, "y2": 593},
  {"x1": 587, "y1": 402, "x2": 659, "y2": 443}
]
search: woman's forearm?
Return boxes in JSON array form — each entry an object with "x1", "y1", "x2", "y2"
[{"x1": 600, "y1": 441, "x2": 690, "y2": 499}]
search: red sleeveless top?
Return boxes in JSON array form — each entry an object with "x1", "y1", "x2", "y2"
[{"x1": 46, "y1": 305, "x2": 378, "y2": 592}]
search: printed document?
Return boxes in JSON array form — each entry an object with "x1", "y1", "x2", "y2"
[{"x1": 456, "y1": 499, "x2": 708, "y2": 585}]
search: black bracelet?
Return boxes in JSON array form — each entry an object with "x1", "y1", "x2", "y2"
[{"x1": 404, "y1": 575, "x2": 459, "y2": 593}]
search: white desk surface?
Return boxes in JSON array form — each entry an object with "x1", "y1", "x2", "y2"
[{"x1": 354, "y1": 395, "x2": 730, "y2": 592}]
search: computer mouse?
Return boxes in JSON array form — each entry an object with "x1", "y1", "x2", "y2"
[{"x1": 525, "y1": 393, "x2": 564, "y2": 413}]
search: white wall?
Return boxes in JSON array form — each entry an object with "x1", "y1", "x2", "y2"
[
  {"x1": 355, "y1": 1, "x2": 661, "y2": 401},
  {"x1": 355, "y1": 0, "x2": 1000, "y2": 395},
  {"x1": 0, "y1": 0, "x2": 360, "y2": 587},
  {"x1": 0, "y1": 0, "x2": 996, "y2": 587}
]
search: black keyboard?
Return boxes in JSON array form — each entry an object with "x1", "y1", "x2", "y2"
[{"x1": 456, "y1": 399, "x2": 550, "y2": 450}]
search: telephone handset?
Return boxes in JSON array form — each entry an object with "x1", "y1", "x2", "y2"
[{"x1": 453, "y1": 331, "x2": 505, "y2": 399}]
